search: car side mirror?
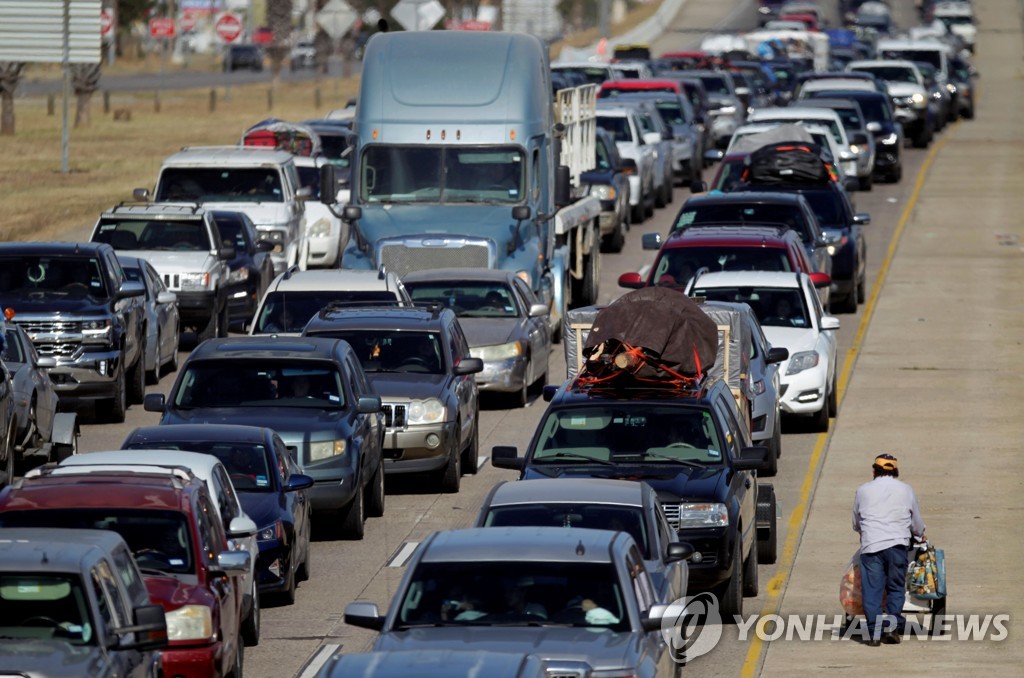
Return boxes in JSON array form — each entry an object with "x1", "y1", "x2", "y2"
[
  {"x1": 665, "y1": 541, "x2": 695, "y2": 563},
  {"x1": 542, "y1": 384, "x2": 558, "y2": 402},
  {"x1": 37, "y1": 356, "x2": 58, "y2": 369},
  {"x1": 219, "y1": 246, "x2": 236, "y2": 260},
  {"x1": 255, "y1": 239, "x2": 275, "y2": 252},
  {"x1": 454, "y1": 358, "x2": 484, "y2": 376},
  {"x1": 733, "y1": 445, "x2": 770, "y2": 472},
  {"x1": 643, "y1": 132, "x2": 662, "y2": 145},
  {"x1": 809, "y1": 272, "x2": 831, "y2": 289},
  {"x1": 296, "y1": 186, "x2": 313, "y2": 200},
  {"x1": 344, "y1": 601, "x2": 385, "y2": 631},
  {"x1": 319, "y1": 164, "x2": 337, "y2": 205},
  {"x1": 132, "y1": 187, "x2": 151, "y2": 202},
  {"x1": 116, "y1": 604, "x2": 168, "y2": 651},
  {"x1": 227, "y1": 516, "x2": 257, "y2": 539},
  {"x1": 212, "y1": 550, "x2": 251, "y2": 578},
  {"x1": 286, "y1": 473, "x2": 315, "y2": 491},
  {"x1": 555, "y1": 164, "x2": 572, "y2": 207},
  {"x1": 357, "y1": 395, "x2": 382, "y2": 414},
  {"x1": 820, "y1": 315, "x2": 840, "y2": 331},
  {"x1": 853, "y1": 212, "x2": 871, "y2": 225},
  {"x1": 491, "y1": 445, "x2": 524, "y2": 470},
  {"x1": 156, "y1": 291, "x2": 177, "y2": 305},
  {"x1": 117, "y1": 281, "x2": 146, "y2": 299},
  {"x1": 766, "y1": 346, "x2": 789, "y2": 364},
  {"x1": 642, "y1": 604, "x2": 669, "y2": 632},
  {"x1": 528, "y1": 303, "x2": 548, "y2": 318},
  {"x1": 865, "y1": 121, "x2": 882, "y2": 133},
  {"x1": 618, "y1": 272, "x2": 645, "y2": 289},
  {"x1": 143, "y1": 393, "x2": 166, "y2": 412},
  {"x1": 641, "y1": 232, "x2": 662, "y2": 250}
]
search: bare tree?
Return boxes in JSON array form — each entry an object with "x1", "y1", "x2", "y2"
[
  {"x1": 0, "y1": 62, "x2": 25, "y2": 136},
  {"x1": 71, "y1": 63, "x2": 102, "y2": 128},
  {"x1": 266, "y1": 0, "x2": 295, "y2": 86}
]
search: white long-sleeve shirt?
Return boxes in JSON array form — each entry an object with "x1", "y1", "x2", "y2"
[{"x1": 852, "y1": 476, "x2": 926, "y2": 554}]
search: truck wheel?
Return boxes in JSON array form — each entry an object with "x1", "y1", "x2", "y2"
[
  {"x1": 339, "y1": 483, "x2": 365, "y2": 540},
  {"x1": 106, "y1": 364, "x2": 128, "y2": 424},
  {"x1": 571, "y1": 240, "x2": 600, "y2": 307},
  {"x1": 128, "y1": 356, "x2": 146, "y2": 405},
  {"x1": 719, "y1": 540, "x2": 744, "y2": 621},
  {"x1": 757, "y1": 488, "x2": 778, "y2": 565},
  {"x1": 366, "y1": 460, "x2": 385, "y2": 517},
  {"x1": 601, "y1": 217, "x2": 626, "y2": 253},
  {"x1": 743, "y1": 541, "x2": 759, "y2": 597}
]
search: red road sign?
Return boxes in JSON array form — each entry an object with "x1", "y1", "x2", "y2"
[
  {"x1": 100, "y1": 9, "x2": 114, "y2": 37},
  {"x1": 215, "y1": 13, "x2": 243, "y2": 43},
  {"x1": 149, "y1": 17, "x2": 176, "y2": 39},
  {"x1": 180, "y1": 12, "x2": 198, "y2": 33}
]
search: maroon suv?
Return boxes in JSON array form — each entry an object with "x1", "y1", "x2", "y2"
[
  {"x1": 619, "y1": 225, "x2": 830, "y2": 301},
  {"x1": 0, "y1": 468, "x2": 251, "y2": 678}
]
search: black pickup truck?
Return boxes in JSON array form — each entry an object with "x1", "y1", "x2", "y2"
[
  {"x1": 0, "y1": 243, "x2": 146, "y2": 423},
  {"x1": 493, "y1": 376, "x2": 777, "y2": 619}
]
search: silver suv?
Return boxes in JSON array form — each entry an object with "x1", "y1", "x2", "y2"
[{"x1": 91, "y1": 203, "x2": 233, "y2": 341}]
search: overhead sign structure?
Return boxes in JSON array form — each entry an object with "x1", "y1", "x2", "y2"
[
  {"x1": 316, "y1": 0, "x2": 358, "y2": 40},
  {"x1": 149, "y1": 17, "x2": 176, "y2": 39},
  {"x1": 215, "y1": 12, "x2": 243, "y2": 43},
  {"x1": 390, "y1": 0, "x2": 446, "y2": 32},
  {"x1": 0, "y1": 0, "x2": 102, "y2": 63}
]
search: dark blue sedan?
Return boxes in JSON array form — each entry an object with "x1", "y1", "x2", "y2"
[{"x1": 120, "y1": 423, "x2": 314, "y2": 604}]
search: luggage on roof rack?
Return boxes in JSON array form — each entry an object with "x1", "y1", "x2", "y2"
[{"x1": 743, "y1": 141, "x2": 832, "y2": 186}]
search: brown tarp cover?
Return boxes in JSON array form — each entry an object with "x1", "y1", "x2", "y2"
[{"x1": 582, "y1": 287, "x2": 719, "y2": 377}]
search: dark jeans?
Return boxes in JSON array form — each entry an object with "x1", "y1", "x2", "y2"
[{"x1": 860, "y1": 545, "x2": 908, "y2": 638}]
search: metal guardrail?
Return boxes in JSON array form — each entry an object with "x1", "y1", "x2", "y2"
[{"x1": 554, "y1": 84, "x2": 597, "y2": 185}]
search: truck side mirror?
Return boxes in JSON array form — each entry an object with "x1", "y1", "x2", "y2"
[
  {"x1": 132, "y1": 187, "x2": 150, "y2": 202},
  {"x1": 319, "y1": 164, "x2": 337, "y2": 205},
  {"x1": 342, "y1": 205, "x2": 362, "y2": 222},
  {"x1": 511, "y1": 205, "x2": 531, "y2": 221},
  {"x1": 555, "y1": 164, "x2": 571, "y2": 208}
]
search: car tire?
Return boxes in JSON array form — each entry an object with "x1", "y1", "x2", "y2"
[
  {"x1": 146, "y1": 332, "x2": 161, "y2": 385},
  {"x1": 857, "y1": 274, "x2": 866, "y2": 304},
  {"x1": 763, "y1": 427, "x2": 780, "y2": 478},
  {"x1": 912, "y1": 129, "x2": 930, "y2": 149},
  {"x1": 757, "y1": 487, "x2": 778, "y2": 565},
  {"x1": 889, "y1": 165, "x2": 903, "y2": 183},
  {"x1": 644, "y1": 190, "x2": 655, "y2": 218},
  {"x1": 1, "y1": 421, "x2": 15, "y2": 488},
  {"x1": 438, "y1": 440, "x2": 461, "y2": 494},
  {"x1": 461, "y1": 420, "x2": 480, "y2": 475},
  {"x1": 836, "y1": 288, "x2": 857, "y2": 314},
  {"x1": 860, "y1": 172, "x2": 873, "y2": 191},
  {"x1": 719, "y1": 538, "x2": 744, "y2": 621},
  {"x1": 217, "y1": 300, "x2": 230, "y2": 339},
  {"x1": 106, "y1": 363, "x2": 128, "y2": 424},
  {"x1": 340, "y1": 483, "x2": 365, "y2": 540},
  {"x1": 601, "y1": 217, "x2": 627, "y2": 253},
  {"x1": 297, "y1": 538, "x2": 311, "y2": 582},
  {"x1": 743, "y1": 540, "x2": 759, "y2": 597},
  {"x1": 241, "y1": 580, "x2": 261, "y2": 646},
  {"x1": 197, "y1": 308, "x2": 219, "y2": 343},
  {"x1": 828, "y1": 374, "x2": 838, "y2": 418},
  {"x1": 811, "y1": 386, "x2": 830, "y2": 433},
  {"x1": 281, "y1": 559, "x2": 297, "y2": 605},
  {"x1": 655, "y1": 180, "x2": 668, "y2": 208},
  {"x1": 513, "y1": 373, "x2": 529, "y2": 408},
  {"x1": 962, "y1": 105, "x2": 974, "y2": 120},
  {"x1": 366, "y1": 460, "x2": 385, "y2": 518},
  {"x1": 128, "y1": 355, "x2": 146, "y2": 405}
]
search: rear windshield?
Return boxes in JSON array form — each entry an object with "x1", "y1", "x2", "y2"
[
  {"x1": 697, "y1": 75, "x2": 731, "y2": 95},
  {"x1": 157, "y1": 167, "x2": 283, "y2": 203},
  {"x1": 690, "y1": 286, "x2": 810, "y2": 328},
  {"x1": 651, "y1": 246, "x2": 793, "y2": 287},
  {"x1": 406, "y1": 281, "x2": 518, "y2": 318},
  {"x1": 174, "y1": 360, "x2": 346, "y2": 409},
  {"x1": 95, "y1": 218, "x2": 213, "y2": 251},
  {"x1": 597, "y1": 116, "x2": 634, "y2": 143},
  {"x1": 675, "y1": 203, "x2": 813, "y2": 242},
  {"x1": 254, "y1": 290, "x2": 400, "y2": 334},
  {"x1": 482, "y1": 504, "x2": 651, "y2": 559},
  {"x1": 123, "y1": 441, "x2": 275, "y2": 493},
  {"x1": 306, "y1": 330, "x2": 445, "y2": 375}
]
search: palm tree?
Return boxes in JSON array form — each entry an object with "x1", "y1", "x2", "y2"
[{"x1": 71, "y1": 63, "x2": 102, "y2": 128}]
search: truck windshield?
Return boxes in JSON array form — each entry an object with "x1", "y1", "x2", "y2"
[
  {"x1": 174, "y1": 360, "x2": 346, "y2": 408},
  {"x1": 533, "y1": 405, "x2": 724, "y2": 464},
  {"x1": 360, "y1": 145, "x2": 525, "y2": 205},
  {"x1": 0, "y1": 256, "x2": 106, "y2": 297},
  {"x1": 94, "y1": 219, "x2": 213, "y2": 251},
  {"x1": 0, "y1": 574, "x2": 94, "y2": 645},
  {"x1": 157, "y1": 167, "x2": 284, "y2": 203},
  {"x1": 690, "y1": 286, "x2": 811, "y2": 328},
  {"x1": 396, "y1": 561, "x2": 629, "y2": 631}
]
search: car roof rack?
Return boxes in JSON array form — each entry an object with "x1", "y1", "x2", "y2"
[
  {"x1": 316, "y1": 300, "x2": 443, "y2": 319},
  {"x1": 108, "y1": 201, "x2": 204, "y2": 215},
  {"x1": 22, "y1": 463, "x2": 195, "y2": 488}
]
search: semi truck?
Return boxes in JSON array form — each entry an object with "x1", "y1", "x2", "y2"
[{"x1": 333, "y1": 31, "x2": 602, "y2": 339}]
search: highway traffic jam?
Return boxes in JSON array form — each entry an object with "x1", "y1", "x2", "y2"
[{"x1": 0, "y1": 0, "x2": 980, "y2": 676}]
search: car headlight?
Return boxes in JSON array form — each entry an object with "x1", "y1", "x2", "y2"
[
  {"x1": 849, "y1": 144, "x2": 861, "y2": 155},
  {"x1": 407, "y1": 398, "x2": 446, "y2": 425},
  {"x1": 307, "y1": 217, "x2": 332, "y2": 238},
  {"x1": 472, "y1": 341, "x2": 524, "y2": 361},
  {"x1": 81, "y1": 318, "x2": 112, "y2": 345},
  {"x1": 309, "y1": 439, "x2": 346, "y2": 462},
  {"x1": 945, "y1": 83, "x2": 957, "y2": 94},
  {"x1": 786, "y1": 350, "x2": 820, "y2": 376},
  {"x1": 677, "y1": 502, "x2": 729, "y2": 528},
  {"x1": 258, "y1": 520, "x2": 283, "y2": 542},
  {"x1": 180, "y1": 272, "x2": 211, "y2": 289},
  {"x1": 589, "y1": 184, "x2": 616, "y2": 200},
  {"x1": 166, "y1": 605, "x2": 213, "y2": 642},
  {"x1": 911, "y1": 92, "x2": 926, "y2": 108},
  {"x1": 227, "y1": 267, "x2": 249, "y2": 284},
  {"x1": 880, "y1": 133, "x2": 899, "y2": 145}
]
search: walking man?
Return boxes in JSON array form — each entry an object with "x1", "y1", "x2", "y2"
[{"x1": 852, "y1": 453, "x2": 926, "y2": 646}]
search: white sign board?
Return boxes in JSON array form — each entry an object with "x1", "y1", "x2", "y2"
[
  {"x1": 316, "y1": 0, "x2": 358, "y2": 39},
  {"x1": 0, "y1": 0, "x2": 102, "y2": 63},
  {"x1": 391, "y1": 0, "x2": 445, "y2": 32}
]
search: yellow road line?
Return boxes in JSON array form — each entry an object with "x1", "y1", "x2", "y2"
[{"x1": 739, "y1": 121, "x2": 961, "y2": 678}]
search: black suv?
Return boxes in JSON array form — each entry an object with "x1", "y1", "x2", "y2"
[
  {"x1": 492, "y1": 377, "x2": 776, "y2": 618},
  {"x1": 0, "y1": 243, "x2": 146, "y2": 423},
  {"x1": 303, "y1": 305, "x2": 483, "y2": 493}
]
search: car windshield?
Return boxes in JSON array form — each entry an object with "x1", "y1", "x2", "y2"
[
  {"x1": 690, "y1": 286, "x2": 811, "y2": 328},
  {"x1": 94, "y1": 218, "x2": 212, "y2": 251},
  {"x1": 597, "y1": 116, "x2": 634, "y2": 143},
  {"x1": 819, "y1": 93, "x2": 891, "y2": 122},
  {"x1": 406, "y1": 281, "x2": 518, "y2": 318},
  {"x1": 857, "y1": 65, "x2": 919, "y2": 84},
  {"x1": 359, "y1": 145, "x2": 525, "y2": 204},
  {"x1": 174, "y1": 360, "x2": 346, "y2": 408},
  {"x1": 698, "y1": 75, "x2": 731, "y2": 95},
  {"x1": 652, "y1": 246, "x2": 793, "y2": 287},
  {"x1": 156, "y1": 167, "x2": 284, "y2": 203},
  {"x1": 0, "y1": 256, "x2": 106, "y2": 297},
  {"x1": 309, "y1": 330, "x2": 444, "y2": 374},
  {"x1": 396, "y1": 561, "x2": 629, "y2": 632},
  {"x1": 828, "y1": 108, "x2": 863, "y2": 132},
  {"x1": 0, "y1": 509, "x2": 195, "y2": 576},
  {"x1": 254, "y1": 290, "x2": 400, "y2": 334},
  {"x1": 757, "y1": 116, "x2": 843, "y2": 145},
  {"x1": 655, "y1": 100, "x2": 688, "y2": 126},
  {"x1": 533, "y1": 405, "x2": 724, "y2": 464},
  {"x1": 711, "y1": 157, "x2": 747, "y2": 192},
  {"x1": 482, "y1": 504, "x2": 651, "y2": 559},
  {"x1": 676, "y1": 204, "x2": 812, "y2": 242},
  {"x1": 213, "y1": 215, "x2": 249, "y2": 251},
  {"x1": 0, "y1": 574, "x2": 94, "y2": 645},
  {"x1": 796, "y1": 189, "x2": 844, "y2": 225},
  {"x1": 879, "y1": 49, "x2": 942, "y2": 70},
  {"x1": 123, "y1": 441, "x2": 275, "y2": 493},
  {"x1": 595, "y1": 138, "x2": 613, "y2": 170}
]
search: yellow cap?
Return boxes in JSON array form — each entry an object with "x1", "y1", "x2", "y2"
[{"x1": 873, "y1": 454, "x2": 898, "y2": 471}]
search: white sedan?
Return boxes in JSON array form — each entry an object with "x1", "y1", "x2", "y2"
[
  {"x1": 687, "y1": 270, "x2": 839, "y2": 432},
  {"x1": 294, "y1": 155, "x2": 350, "y2": 270}
]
